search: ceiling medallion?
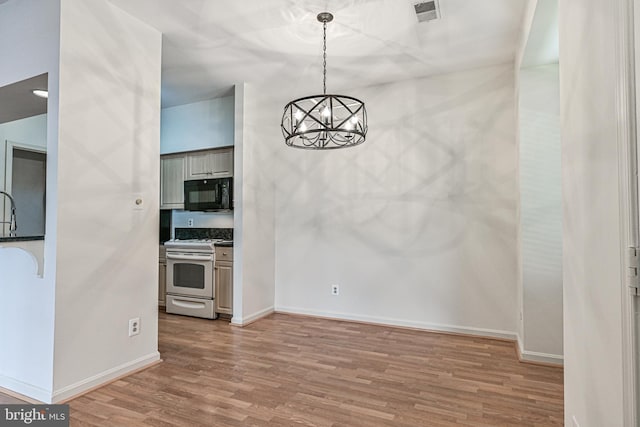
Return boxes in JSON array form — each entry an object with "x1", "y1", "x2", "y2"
[{"x1": 281, "y1": 12, "x2": 368, "y2": 150}]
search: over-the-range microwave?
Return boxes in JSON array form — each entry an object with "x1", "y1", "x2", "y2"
[{"x1": 184, "y1": 178, "x2": 233, "y2": 211}]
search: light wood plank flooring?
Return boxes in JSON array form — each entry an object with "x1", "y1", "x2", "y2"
[
  {"x1": 0, "y1": 392, "x2": 28, "y2": 404},
  {"x1": 66, "y1": 312, "x2": 563, "y2": 426}
]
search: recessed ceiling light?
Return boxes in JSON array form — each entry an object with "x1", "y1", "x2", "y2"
[{"x1": 32, "y1": 89, "x2": 48, "y2": 99}]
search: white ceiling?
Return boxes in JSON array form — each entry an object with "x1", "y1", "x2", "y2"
[{"x1": 108, "y1": 0, "x2": 528, "y2": 107}]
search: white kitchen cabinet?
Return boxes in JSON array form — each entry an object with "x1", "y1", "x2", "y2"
[
  {"x1": 160, "y1": 154, "x2": 186, "y2": 209},
  {"x1": 186, "y1": 147, "x2": 233, "y2": 179}
]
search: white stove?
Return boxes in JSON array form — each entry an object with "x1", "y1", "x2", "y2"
[{"x1": 164, "y1": 238, "x2": 231, "y2": 319}]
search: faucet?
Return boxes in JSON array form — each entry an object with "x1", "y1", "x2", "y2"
[{"x1": 0, "y1": 191, "x2": 17, "y2": 236}]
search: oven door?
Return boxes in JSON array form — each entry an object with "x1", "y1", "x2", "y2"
[{"x1": 166, "y1": 251, "x2": 214, "y2": 299}]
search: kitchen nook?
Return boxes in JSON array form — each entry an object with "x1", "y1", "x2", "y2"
[{"x1": 158, "y1": 95, "x2": 236, "y2": 322}]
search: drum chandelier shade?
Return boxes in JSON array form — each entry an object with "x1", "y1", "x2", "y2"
[{"x1": 281, "y1": 12, "x2": 368, "y2": 149}]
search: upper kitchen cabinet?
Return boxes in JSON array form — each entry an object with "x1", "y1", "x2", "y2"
[
  {"x1": 161, "y1": 147, "x2": 234, "y2": 210},
  {"x1": 160, "y1": 154, "x2": 185, "y2": 209},
  {"x1": 186, "y1": 147, "x2": 233, "y2": 179}
]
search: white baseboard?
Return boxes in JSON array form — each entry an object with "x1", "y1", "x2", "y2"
[
  {"x1": 275, "y1": 306, "x2": 519, "y2": 341},
  {"x1": 517, "y1": 335, "x2": 564, "y2": 365},
  {"x1": 231, "y1": 306, "x2": 274, "y2": 327},
  {"x1": 51, "y1": 351, "x2": 160, "y2": 403},
  {"x1": 0, "y1": 375, "x2": 51, "y2": 403}
]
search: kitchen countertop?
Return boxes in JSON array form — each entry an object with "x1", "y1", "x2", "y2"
[{"x1": 0, "y1": 235, "x2": 45, "y2": 243}]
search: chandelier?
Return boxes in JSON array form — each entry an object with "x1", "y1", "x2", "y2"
[{"x1": 281, "y1": 12, "x2": 367, "y2": 150}]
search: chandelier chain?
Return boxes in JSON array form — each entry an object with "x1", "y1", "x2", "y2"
[{"x1": 323, "y1": 21, "x2": 327, "y2": 95}]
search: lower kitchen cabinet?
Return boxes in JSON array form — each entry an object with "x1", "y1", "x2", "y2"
[{"x1": 214, "y1": 247, "x2": 233, "y2": 315}]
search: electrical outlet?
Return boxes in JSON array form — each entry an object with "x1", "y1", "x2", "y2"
[
  {"x1": 128, "y1": 317, "x2": 140, "y2": 337},
  {"x1": 331, "y1": 284, "x2": 339, "y2": 296},
  {"x1": 187, "y1": 218, "x2": 194, "y2": 227}
]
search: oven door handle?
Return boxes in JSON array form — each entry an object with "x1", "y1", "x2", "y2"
[{"x1": 166, "y1": 253, "x2": 213, "y2": 262}]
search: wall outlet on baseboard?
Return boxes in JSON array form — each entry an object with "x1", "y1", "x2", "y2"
[
  {"x1": 128, "y1": 317, "x2": 140, "y2": 337},
  {"x1": 187, "y1": 218, "x2": 194, "y2": 227},
  {"x1": 331, "y1": 284, "x2": 339, "y2": 296}
]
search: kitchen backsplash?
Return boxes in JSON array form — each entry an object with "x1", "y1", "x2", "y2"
[
  {"x1": 175, "y1": 227, "x2": 233, "y2": 240},
  {"x1": 172, "y1": 210, "x2": 233, "y2": 230}
]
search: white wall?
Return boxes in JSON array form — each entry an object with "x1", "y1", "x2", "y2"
[
  {"x1": 231, "y1": 83, "x2": 277, "y2": 325},
  {"x1": 274, "y1": 64, "x2": 519, "y2": 337},
  {"x1": 518, "y1": 64, "x2": 562, "y2": 361},
  {"x1": 161, "y1": 95, "x2": 234, "y2": 154},
  {"x1": 0, "y1": 114, "x2": 48, "y2": 186},
  {"x1": 232, "y1": 84, "x2": 245, "y2": 322},
  {"x1": 560, "y1": 0, "x2": 626, "y2": 424},
  {"x1": 0, "y1": 0, "x2": 59, "y2": 403},
  {"x1": 52, "y1": 0, "x2": 161, "y2": 401},
  {"x1": 161, "y1": 95, "x2": 235, "y2": 235}
]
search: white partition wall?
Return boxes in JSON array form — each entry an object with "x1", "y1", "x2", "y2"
[
  {"x1": 51, "y1": 0, "x2": 162, "y2": 401},
  {"x1": 231, "y1": 83, "x2": 277, "y2": 325},
  {"x1": 559, "y1": 0, "x2": 630, "y2": 424},
  {"x1": 0, "y1": 0, "x2": 60, "y2": 403},
  {"x1": 518, "y1": 64, "x2": 562, "y2": 363}
]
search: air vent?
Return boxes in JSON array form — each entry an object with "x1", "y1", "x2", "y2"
[{"x1": 414, "y1": 0, "x2": 440, "y2": 23}]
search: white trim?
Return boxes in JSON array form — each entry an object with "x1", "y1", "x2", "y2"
[
  {"x1": 0, "y1": 374, "x2": 51, "y2": 403},
  {"x1": 232, "y1": 83, "x2": 245, "y2": 324},
  {"x1": 275, "y1": 306, "x2": 518, "y2": 341},
  {"x1": 51, "y1": 351, "x2": 160, "y2": 403},
  {"x1": 519, "y1": 350, "x2": 563, "y2": 365},
  {"x1": 231, "y1": 306, "x2": 274, "y2": 327},
  {"x1": 517, "y1": 334, "x2": 564, "y2": 366},
  {"x1": 620, "y1": 0, "x2": 639, "y2": 424}
]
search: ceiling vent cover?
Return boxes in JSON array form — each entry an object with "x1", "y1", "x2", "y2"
[{"x1": 414, "y1": 0, "x2": 440, "y2": 22}]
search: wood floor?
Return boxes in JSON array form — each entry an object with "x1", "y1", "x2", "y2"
[
  {"x1": 0, "y1": 391, "x2": 28, "y2": 404},
  {"x1": 67, "y1": 312, "x2": 563, "y2": 426}
]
